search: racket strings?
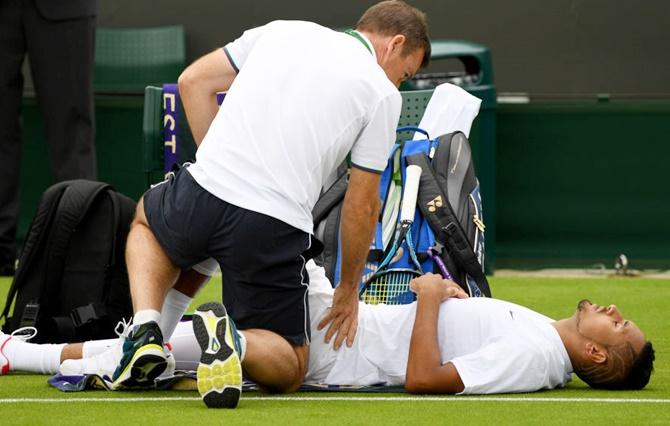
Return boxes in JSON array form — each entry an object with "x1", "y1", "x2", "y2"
[
  {"x1": 360, "y1": 269, "x2": 420, "y2": 305},
  {"x1": 360, "y1": 163, "x2": 423, "y2": 305}
]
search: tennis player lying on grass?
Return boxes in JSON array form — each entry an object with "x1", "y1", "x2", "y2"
[{"x1": 1, "y1": 260, "x2": 655, "y2": 394}]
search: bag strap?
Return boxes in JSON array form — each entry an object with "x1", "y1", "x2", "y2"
[
  {"x1": 322, "y1": 204, "x2": 343, "y2": 285},
  {"x1": 396, "y1": 126, "x2": 431, "y2": 140},
  {"x1": 0, "y1": 182, "x2": 71, "y2": 322},
  {"x1": 312, "y1": 172, "x2": 348, "y2": 226},
  {"x1": 97, "y1": 189, "x2": 124, "y2": 309},
  {"x1": 107, "y1": 190, "x2": 122, "y2": 268},
  {"x1": 405, "y1": 152, "x2": 491, "y2": 297},
  {"x1": 41, "y1": 181, "x2": 114, "y2": 307}
]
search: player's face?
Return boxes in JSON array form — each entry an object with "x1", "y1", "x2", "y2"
[
  {"x1": 575, "y1": 300, "x2": 646, "y2": 351},
  {"x1": 378, "y1": 37, "x2": 424, "y2": 88}
]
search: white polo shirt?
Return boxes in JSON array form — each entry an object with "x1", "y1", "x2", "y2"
[
  {"x1": 305, "y1": 262, "x2": 573, "y2": 394},
  {"x1": 187, "y1": 21, "x2": 401, "y2": 234}
]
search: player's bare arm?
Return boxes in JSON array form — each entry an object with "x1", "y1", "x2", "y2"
[
  {"x1": 178, "y1": 48, "x2": 238, "y2": 146},
  {"x1": 405, "y1": 274, "x2": 467, "y2": 394},
  {"x1": 318, "y1": 167, "x2": 381, "y2": 349}
]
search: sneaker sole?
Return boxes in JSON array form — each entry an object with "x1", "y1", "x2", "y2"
[
  {"x1": 111, "y1": 344, "x2": 167, "y2": 389},
  {"x1": 193, "y1": 302, "x2": 242, "y2": 409}
]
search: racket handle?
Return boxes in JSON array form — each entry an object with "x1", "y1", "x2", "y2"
[
  {"x1": 400, "y1": 165, "x2": 422, "y2": 223},
  {"x1": 429, "y1": 248, "x2": 453, "y2": 280}
]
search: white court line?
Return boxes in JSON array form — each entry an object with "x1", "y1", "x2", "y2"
[{"x1": 0, "y1": 396, "x2": 668, "y2": 404}]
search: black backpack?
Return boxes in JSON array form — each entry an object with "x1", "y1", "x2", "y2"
[
  {"x1": 0, "y1": 180, "x2": 136, "y2": 343},
  {"x1": 312, "y1": 128, "x2": 491, "y2": 298}
]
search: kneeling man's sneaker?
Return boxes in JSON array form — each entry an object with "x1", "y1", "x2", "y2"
[
  {"x1": 193, "y1": 302, "x2": 243, "y2": 408},
  {"x1": 111, "y1": 321, "x2": 168, "y2": 389},
  {"x1": 60, "y1": 320, "x2": 175, "y2": 381}
]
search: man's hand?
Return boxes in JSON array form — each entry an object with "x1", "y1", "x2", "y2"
[
  {"x1": 317, "y1": 284, "x2": 359, "y2": 350},
  {"x1": 410, "y1": 273, "x2": 469, "y2": 302}
]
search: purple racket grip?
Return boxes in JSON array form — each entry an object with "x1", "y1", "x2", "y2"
[{"x1": 427, "y1": 248, "x2": 453, "y2": 280}]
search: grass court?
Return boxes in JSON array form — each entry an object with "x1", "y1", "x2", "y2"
[{"x1": 1, "y1": 274, "x2": 668, "y2": 425}]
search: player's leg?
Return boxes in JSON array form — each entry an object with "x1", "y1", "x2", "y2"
[
  {"x1": 110, "y1": 195, "x2": 180, "y2": 387},
  {"x1": 3, "y1": 260, "x2": 212, "y2": 377},
  {"x1": 159, "y1": 265, "x2": 214, "y2": 340},
  {"x1": 241, "y1": 330, "x2": 308, "y2": 393},
  {"x1": 113, "y1": 169, "x2": 217, "y2": 388},
  {"x1": 1, "y1": 328, "x2": 65, "y2": 375},
  {"x1": 126, "y1": 196, "x2": 180, "y2": 315},
  {"x1": 1, "y1": 331, "x2": 170, "y2": 378}
]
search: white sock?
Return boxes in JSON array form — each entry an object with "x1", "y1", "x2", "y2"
[
  {"x1": 4, "y1": 338, "x2": 65, "y2": 374},
  {"x1": 237, "y1": 331, "x2": 247, "y2": 362},
  {"x1": 133, "y1": 309, "x2": 161, "y2": 328},
  {"x1": 159, "y1": 288, "x2": 193, "y2": 341},
  {"x1": 168, "y1": 321, "x2": 200, "y2": 371},
  {"x1": 82, "y1": 338, "x2": 117, "y2": 358}
]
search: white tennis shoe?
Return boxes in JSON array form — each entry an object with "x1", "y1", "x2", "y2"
[{"x1": 1, "y1": 327, "x2": 38, "y2": 375}]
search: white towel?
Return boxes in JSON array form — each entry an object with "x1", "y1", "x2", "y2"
[{"x1": 413, "y1": 83, "x2": 482, "y2": 140}]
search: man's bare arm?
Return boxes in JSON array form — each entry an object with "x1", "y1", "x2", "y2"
[
  {"x1": 405, "y1": 274, "x2": 468, "y2": 394},
  {"x1": 178, "y1": 49, "x2": 237, "y2": 146},
  {"x1": 318, "y1": 167, "x2": 381, "y2": 349}
]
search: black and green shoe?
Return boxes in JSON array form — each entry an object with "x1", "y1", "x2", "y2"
[
  {"x1": 193, "y1": 302, "x2": 243, "y2": 408},
  {"x1": 111, "y1": 321, "x2": 168, "y2": 389}
]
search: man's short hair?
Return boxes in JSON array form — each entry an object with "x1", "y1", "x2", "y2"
[
  {"x1": 576, "y1": 341, "x2": 655, "y2": 390},
  {"x1": 356, "y1": 0, "x2": 431, "y2": 67}
]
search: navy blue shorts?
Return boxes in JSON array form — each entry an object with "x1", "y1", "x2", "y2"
[{"x1": 143, "y1": 166, "x2": 321, "y2": 345}]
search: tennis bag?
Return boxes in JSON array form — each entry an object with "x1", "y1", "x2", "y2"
[
  {"x1": 0, "y1": 180, "x2": 135, "y2": 343},
  {"x1": 312, "y1": 127, "x2": 491, "y2": 299}
]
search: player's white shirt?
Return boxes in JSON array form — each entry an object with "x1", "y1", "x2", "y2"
[
  {"x1": 305, "y1": 262, "x2": 573, "y2": 394},
  {"x1": 187, "y1": 21, "x2": 401, "y2": 234}
]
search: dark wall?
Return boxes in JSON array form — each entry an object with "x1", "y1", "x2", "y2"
[
  {"x1": 495, "y1": 100, "x2": 670, "y2": 269},
  {"x1": 97, "y1": 0, "x2": 670, "y2": 96}
]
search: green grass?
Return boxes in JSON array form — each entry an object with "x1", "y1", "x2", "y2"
[{"x1": 1, "y1": 274, "x2": 669, "y2": 425}]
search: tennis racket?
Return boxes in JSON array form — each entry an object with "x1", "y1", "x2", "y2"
[{"x1": 360, "y1": 165, "x2": 423, "y2": 305}]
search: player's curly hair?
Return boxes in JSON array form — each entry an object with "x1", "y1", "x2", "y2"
[
  {"x1": 356, "y1": 0, "x2": 431, "y2": 67},
  {"x1": 576, "y1": 341, "x2": 655, "y2": 390}
]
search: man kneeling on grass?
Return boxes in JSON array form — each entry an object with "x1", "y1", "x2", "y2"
[{"x1": 1, "y1": 261, "x2": 655, "y2": 395}]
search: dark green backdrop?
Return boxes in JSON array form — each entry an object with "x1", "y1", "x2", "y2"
[
  {"x1": 20, "y1": 95, "x2": 670, "y2": 270},
  {"x1": 496, "y1": 99, "x2": 670, "y2": 269}
]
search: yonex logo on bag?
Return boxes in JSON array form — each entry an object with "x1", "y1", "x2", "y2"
[{"x1": 427, "y1": 196, "x2": 443, "y2": 212}]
